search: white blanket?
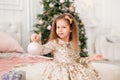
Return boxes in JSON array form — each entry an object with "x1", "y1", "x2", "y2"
[{"x1": 92, "y1": 62, "x2": 120, "y2": 80}]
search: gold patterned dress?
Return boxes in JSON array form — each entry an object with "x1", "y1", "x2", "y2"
[{"x1": 15, "y1": 39, "x2": 100, "y2": 80}]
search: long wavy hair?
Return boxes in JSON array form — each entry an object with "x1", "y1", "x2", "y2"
[{"x1": 49, "y1": 13, "x2": 80, "y2": 52}]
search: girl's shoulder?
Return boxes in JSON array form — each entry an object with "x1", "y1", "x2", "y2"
[
  {"x1": 47, "y1": 38, "x2": 72, "y2": 47},
  {"x1": 47, "y1": 39, "x2": 56, "y2": 43},
  {"x1": 46, "y1": 39, "x2": 57, "y2": 46}
]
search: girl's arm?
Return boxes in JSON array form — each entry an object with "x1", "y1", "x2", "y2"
[
  {"x1": 79, "y1": 54, "x2": 103, "y2": 64},
  {"x1": 88, "y1": 54, "x2": 103, "y2": 61},
  {"x1": 39, "y1": 41, "x2": 55, "y2": 55},
  {"x1": 79, "y1": 57, "x2": 89, "y2": 64},
  {"x1": 28, "y1": 33, "x2": 55, "y2": 55}
]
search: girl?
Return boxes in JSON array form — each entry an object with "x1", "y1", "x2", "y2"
[{"x1": 15, "y1": 13, "x2": 102, "y2": 80}]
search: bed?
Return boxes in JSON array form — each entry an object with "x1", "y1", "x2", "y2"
[
  {"x1": 94, "y1": 27, "x2": 120, "y2": 60},
  {"x1": 0, "y1": 22, "x2": 120, "y2": 80},
  {"x1": 0, "y1": 22, "x2": 52, "y2": 80}
]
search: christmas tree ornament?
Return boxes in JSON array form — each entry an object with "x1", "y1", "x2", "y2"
[
  {"x1": 47, "y1": 25, "x2": 52, "y2": 30},
  {"x1": 60, "y1": 0, "x2": 65, "y2": 3},
  {"x1": 49, "y1": 3, "x2": 54, "y2": 7},
  {"x1": 27, "y1": 42, "x2": 42, "y2": 55},
  {"x1": 38, "y1": 20, "x2": 44, "y2": 25},
  {"x1": 69, "y1": 6, "x2": 75, "y2": 12},
  {"x1": 81, "y1": 31, "x2": 84, "y2": 34},
  {"x1": 27, "y1": 33, "x2": 42, "y2": 55}
]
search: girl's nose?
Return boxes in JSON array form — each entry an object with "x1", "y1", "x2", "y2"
[{"x1": 59, "y1": 28, "x2": 62, "y2": 31}]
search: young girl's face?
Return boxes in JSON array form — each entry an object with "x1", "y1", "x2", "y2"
[{"x1": 56, "y1": 19, "x2": 72, "y2": 42}]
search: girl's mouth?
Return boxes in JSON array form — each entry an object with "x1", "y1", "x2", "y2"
[{"x1": 58, "y1": 33, "x2": 64, "y2": 36}]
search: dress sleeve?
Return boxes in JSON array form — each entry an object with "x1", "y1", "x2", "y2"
[
  {"x1": 79, "y1": 57, "x2": 89, "y2": 64},
  {"x1": 39, "y1": 41, "x2": 55, "y2": 55}
]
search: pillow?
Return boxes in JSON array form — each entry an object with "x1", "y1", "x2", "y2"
[
  {"x1": 0, "y1": 32, "x2": 25, "y2": 53},
  {"x1": 106, "y1": 35, "x2": 120, "y2": 43}
]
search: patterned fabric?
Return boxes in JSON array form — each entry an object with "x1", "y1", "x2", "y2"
[
  {"x1": 2, "y1": 71, "x2": 25, "y2": 80},
  {"x1": 14, "y1": 39, "x2": 101, "y2": 80}
]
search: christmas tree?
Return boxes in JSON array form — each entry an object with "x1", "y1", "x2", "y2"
[{"x1": 34, "y1": 0, "x2": 88, "y2": 57}]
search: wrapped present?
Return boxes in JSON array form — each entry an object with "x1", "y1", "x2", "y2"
[{"x1": 1, "y1": 71, "x2": 25, "y2": 80}]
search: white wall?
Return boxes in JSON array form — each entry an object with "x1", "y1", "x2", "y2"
[
  {"x1": 0, "y1": 0, "x2": 30, "y2": 51},
  {"x1": 75, "y1": 0, "x2": 97, "y2": 55},
  {"x1": 29, "y1": 0, "x2": 43, "y2": 33},
  {"x1": 95, "y1": 0, "x2": 120, "y2": 28},
  {"x1": 75, "y1": 0, "x2": 120, "y2": 55},
  {"x1": 75, "y1": 0, "x2": 120, "y2": 27}
]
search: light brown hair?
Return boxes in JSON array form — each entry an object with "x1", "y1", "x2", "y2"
[{"x1": 49, "y1": 13, "x2": 80, "y2": 52}]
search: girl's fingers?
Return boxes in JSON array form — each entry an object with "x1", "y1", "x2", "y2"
[{"x1": 31, "y1": 34, "x2": 40, "y2": 42}]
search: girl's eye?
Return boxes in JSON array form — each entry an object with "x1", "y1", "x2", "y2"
[
  {"x1": 56, "y1": 26, "x2": 59, "y2": 29},
  {"x1": 63, "y1": 26, "x2": 66, "y2": 28}
]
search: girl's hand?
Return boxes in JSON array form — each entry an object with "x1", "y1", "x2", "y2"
[
  {"x1": 89, "y1": 54, "x2": 103, "y2": 61},
  {"x1": 31, "y1": 33, "x2": 40, "y2": 42}
]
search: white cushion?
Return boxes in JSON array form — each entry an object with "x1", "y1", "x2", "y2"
[{"x1": 106, "y1": 35, "x2": 120, "y2": 43}]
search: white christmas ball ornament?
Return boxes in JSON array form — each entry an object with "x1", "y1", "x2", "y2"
[
  {"x1": 60, "y1": 0, "x2": 65, "y2": 3},
  {"x1": 47, "y1": 25, "x2": 51, "y2": 30},
  {"x1": 27, "y1": 42, "x2": 42, "y2": 55}
]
